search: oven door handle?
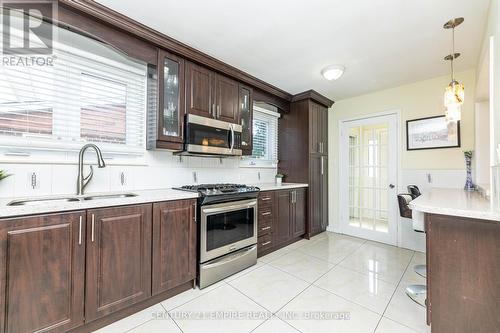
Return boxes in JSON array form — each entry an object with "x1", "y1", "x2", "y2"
[
  {"x1": 202, "y1": 200, "x2": 257, "y2": 215},
  {"x1": 202, "y1": 245, "x2": 257, "y2": 269}
]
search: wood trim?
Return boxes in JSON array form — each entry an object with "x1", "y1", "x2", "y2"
[
  {"x1": 58, "y1": 1, "x2": 292, "y2": 101},
  {"x1": 291, "y1": 90, "x2": 335, "y2": 108}
]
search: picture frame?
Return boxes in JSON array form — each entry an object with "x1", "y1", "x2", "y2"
[{"x1": 406, "y1": 115, "x2": 461, "y2": 151}]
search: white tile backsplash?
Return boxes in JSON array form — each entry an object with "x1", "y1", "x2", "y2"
[{"x1": 0, "y1": 151, "x2": 277, "y2": 198}]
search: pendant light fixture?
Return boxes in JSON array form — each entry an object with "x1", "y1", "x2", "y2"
[{"x1": 443, "y1": 17, "x2": 465, "y2": 123}]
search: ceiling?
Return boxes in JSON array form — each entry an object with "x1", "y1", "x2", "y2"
[{"x1": 97, "y1": 0, "x2": 491, "y2": 100}]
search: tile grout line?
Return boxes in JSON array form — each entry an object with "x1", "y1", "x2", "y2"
[{"x1": 372, "y1": 251, "x2": 417, "y2": 333}]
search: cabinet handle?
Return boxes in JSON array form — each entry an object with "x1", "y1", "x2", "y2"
[
  {"x1": 78, "y1": 216, "x2": 83, "y2": 245},
  {"x1": 217, "y1": 105, "x2": 221, "y2": 119},
  {"x1": 321, "y1": 156, "x2": 324, "y2": 175},
  {"x1": 193, "y1": 203, "x2": 197, "y2": 223},
  {"x1": 212, "y1": 104, "x2": 216, "y2": 118},
  {"x1": 91, "y1": 214, "x2": 95, "y2": 242},
  {"x1": 261, "y1": 212, "x2": 271, "y2": 216},
  {"x1": 261, "y1": 197, "x2": 271, "y2": 201},
  {"x1": 261, "y1": 226, "x2": 271, "y2": 231},
  {"x1": 261, "y1": 241, "x2": 271, "y2": 246}
]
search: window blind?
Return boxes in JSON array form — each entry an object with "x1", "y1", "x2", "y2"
[
  {"x1": 251, "y1": 107, "x2": 279, "y2": 164},
  {"x1": 0, "y1": 13, "x2": 147, "y2": 155}
]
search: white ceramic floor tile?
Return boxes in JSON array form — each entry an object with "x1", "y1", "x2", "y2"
[
  {"x1": 314, "y1": 266, "x2": 397, "y2": 314},
  {"x1": 160, "y1": 280, "x2": 226, "y2": 311},
  {"x1": 384, "y1": 286, "x2": 430, "y2": 333},
  {"x1": 282, "y1": 238, "x2": 311, "y2": 251},
  {"x1": 126, "y1": 316, "x2": 182, "y2": 333},
  {"x1": 278, "y1": 285, "x2": 381, "y2": 333},
  {"x1": 258, "y1": 247, "x2": 293, "y2": 263},
  {"x1": 225, "y1": 261, "x2": 266, "y2": 282},
  {"x1": 95, "y1": 304, "x2": 165, "y2": 333},
  {"x1": 269, "y1": 251, "x2": 335, "y2": 283},
  {"x1": 229, "y1": 265, "x2": 309, "y2": 313},
  {"x1": 361, "y1": 241, "x2": 414, "y2": 263},
  {"x1": 252, "y1": 316, "x2": 301, "y2": 333},
  {"x1": 401, "y1": 254, "x2": 427, "y2": 285},
  {"x1": 297, "y1": 236, "x2": 365, "y2": 264},
  {"x1": 169, "y1": 284, "x2": 269, "y2": 333},
  {"x1": 375, "y1": 317, "x2": 419, "y2": 333},
  {"x1": 338, "y1": 246, "x2": 411, "y2": 284}
]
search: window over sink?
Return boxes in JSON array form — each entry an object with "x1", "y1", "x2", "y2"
[{"x1": 0, "y1": 9, "x2": 148, "y2": 162}]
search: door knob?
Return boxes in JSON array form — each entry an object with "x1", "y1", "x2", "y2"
[{"x1": 389, "y1": 184, "x2": 395, "y2": 189}]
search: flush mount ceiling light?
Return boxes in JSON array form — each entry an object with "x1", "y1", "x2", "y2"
[
  {"x1": 321, "y1": 65, "x2": 345, "y2": 81},
  {"x1": 443, "y1": 17, "x2": 465, "y2": 123}
]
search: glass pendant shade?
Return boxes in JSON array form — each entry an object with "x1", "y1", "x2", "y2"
[
  {"x1": 444, "y1": 80, "x2": 464, "y2": 108},
  {"x1": 445, "y1": 104, "x2": 462, "y2": 123}
]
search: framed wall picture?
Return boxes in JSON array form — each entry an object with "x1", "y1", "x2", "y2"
[{"x1": 406, "y1": 115, "x2": 461, "y2": 150}]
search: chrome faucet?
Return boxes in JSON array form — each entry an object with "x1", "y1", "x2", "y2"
[{"x1": 77, "y1": 144, "x2": 106, "y2": 195}]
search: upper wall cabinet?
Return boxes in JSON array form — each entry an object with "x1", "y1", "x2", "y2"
[
  {"x1": 239, "y1": 84, "x2": 253, "y2": 155},
  {"x1": 186, "y1": 61, "x2": 240, "y2": 124},
  {"x1": 147, "y1": 50, "x2": 185, "y2": 151},
  {"x1": 186, "y1": 61, "x2": 214, "y2": 119}
]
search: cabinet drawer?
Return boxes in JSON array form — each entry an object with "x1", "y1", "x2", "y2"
[
  {"x1": 258, "y1": 218, "x2": 272, "y2": 236},
  {"x1": 257, "y1": 234, "x2": 273, "y2": 253},
  {"x1": 258, "y1": 191, "x2": 274, "y2": 207}
]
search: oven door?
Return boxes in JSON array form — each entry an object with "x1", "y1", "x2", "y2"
[
  {"x1": 200, "y1": 199, "x2": 257, "y2": 263},
  {"x1": 185, "y1": 114, "x2": 242, "y2": 156}
]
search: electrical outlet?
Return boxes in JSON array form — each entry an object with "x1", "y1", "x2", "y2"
[
  {"x1": 28, "y1": 172, "x2": 40, "y2": 190},
  {"x1": 119, "y1": 171, "x2": 126, "y2": 187}
]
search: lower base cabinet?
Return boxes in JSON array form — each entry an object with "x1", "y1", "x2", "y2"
[
  {"x1": 257, "y1": 187, "x2": 307, "y2": 256},
  {"x1": 85, "y1": 204, "x2": 152, "y2": 321},
  {"x1": 0, "y1": 199, "x2": 198, "y2": 333},
  {"x1": 0, "y1": 211, "x2": 86, "y2": 333},
  {"x1": 152, "y1": 199, "x2": 197, "y2": 294}
]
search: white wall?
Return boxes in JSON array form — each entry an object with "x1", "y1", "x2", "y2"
[
  {"x1": 0, "y1": 150, "x2": 277, "y2": 198},
  {"x1": 475, "y1": 101, "x2": 491, "y2": 187},
  {"x1": 328, "y1": 69, "x2": 476, "y2": 252}
]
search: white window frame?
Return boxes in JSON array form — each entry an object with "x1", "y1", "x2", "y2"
[
  {"x1": 0, "y1": 21, "x2": 148, "y2": 165},
  {"x1": 240, "y1": 105, "x2": 280, "y2": 168}
]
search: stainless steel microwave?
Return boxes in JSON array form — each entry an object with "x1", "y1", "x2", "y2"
[{"x1": 184, "y1": 114, "x2": 242, "y2": 156}]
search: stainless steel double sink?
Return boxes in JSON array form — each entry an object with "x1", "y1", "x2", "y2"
[{"x1": 7, "y1": 193, "x2": 138, "y2": 206}]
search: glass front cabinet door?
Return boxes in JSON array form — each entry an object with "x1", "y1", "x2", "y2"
[
  {"x1": 239, "y1": 84, "x2": 253, "y2": 155},
  {"x1": 157, "y1": 50, "x2": 185, "y2": 150}
]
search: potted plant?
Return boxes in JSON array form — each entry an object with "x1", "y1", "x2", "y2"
[
  {"x1": 464, "y1": 151, "x2": 475, "y2": 191},
  {"x1": 275, "y1": 173, "x2": 284, "y2": 186}
]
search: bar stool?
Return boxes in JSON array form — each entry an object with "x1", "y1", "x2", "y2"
[
  {"x1": 406, "y1": 185, "x2": 426, "y2": 279},
  {"x1": 397, "y1": 190, "x2": 427, "y2": 308}
]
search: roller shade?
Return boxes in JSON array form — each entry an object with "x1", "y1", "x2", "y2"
[{"x1": 251, "y1": 107, "x2": 279, "y2": 163}]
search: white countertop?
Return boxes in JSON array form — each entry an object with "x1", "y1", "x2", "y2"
[
  {"x1": 252, "y1": 183, "x2": 308, "y2": 191},
  {"x1": 409, "y1": 188, "x2": 500, "y2": 222},
  {"x1": 0, "y1": 183, "x2": 308, "y2": 219},
  {"x1": 0, "y1": 189, "x2": 199, "y2": 219}
]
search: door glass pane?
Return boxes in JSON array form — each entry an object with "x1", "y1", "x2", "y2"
[
  {"x1": 348, "y1": 123, "x2": 389, "y2": 232},
  {"x1": 206, "y1": 208, "x2": 255, "y2": 251},
  {"x1": 240, "y1": 88, "x2": 251, "y2": 148},
  {"x1": 162, "y1": 58, "x2": 180, "y2": 137}
]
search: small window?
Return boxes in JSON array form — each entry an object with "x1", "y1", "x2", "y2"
[{"x1": 242, "y1": 105, "x2": 279, "y2": 167}]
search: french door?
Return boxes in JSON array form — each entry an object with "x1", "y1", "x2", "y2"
[{"x1": 340, "y1": 114, "x2": 398, "y2": 245}]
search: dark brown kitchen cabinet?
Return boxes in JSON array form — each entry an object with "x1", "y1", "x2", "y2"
[
  {"x1": 274, "y1": 190, "x2": 292, "y2": 245},
  {"x1": 273, "y1": 188, "x2": 307, "y2": 247},
  {"x1": 157, "y1": 50, "x2": 185, "y2": 148},
  {"x1": 85, "y1": 204, "x2": 152, "y2": 322},
  {"x1": 152, "y1": 199, "x2": 197, "y2": 295},
  {"x1": 186, "y1": 61, "x2": 241, "y2": 124},
  {"x1": 0, "y1": 211, "x2": 86, "y2": 333},
  {"x1": 279, "y1": 91, "x2": 333, "y2": 238},
  {"x1": 239, "y1": 84, "x2": 253, "y2": 155},
  {"x1": 292, "y1": 188, "x2": 307, "y2": 237},
  {"x1": 186, "y1": 61, "x2": 214, "y2": 118},
  {"x1": 215, "y1": 74, "x2": 239, "y2": 123}
]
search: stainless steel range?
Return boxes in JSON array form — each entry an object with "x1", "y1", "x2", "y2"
[{"x1": 175, "y1": 184, "x2": 260, "y2": 288}]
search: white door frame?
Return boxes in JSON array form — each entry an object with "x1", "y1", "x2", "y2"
[{"x1": 338, "y1": 110, "x2": 400, "y2": 245}]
